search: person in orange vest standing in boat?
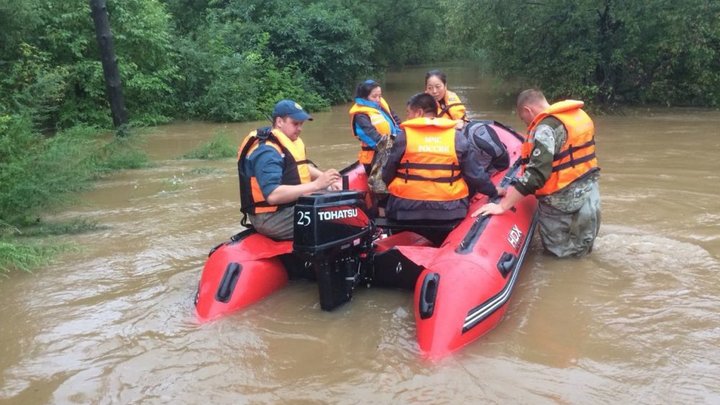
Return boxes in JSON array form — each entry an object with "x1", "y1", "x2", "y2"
[
  {"x1": 348, "y1": 79, "x2": 401, "y2": 174},
  {"x1": 382, "y1": 93, "x2": 500, "y2": 224},
  {"x1": 424, "y1": 69, "x2": 468, "y2": 123},
  {"x1": 237, "y1": 99, "x2": 342, "y2": 240},
  {"x1": 473, "y1": 89, "x2": 601, "y2": 258}
]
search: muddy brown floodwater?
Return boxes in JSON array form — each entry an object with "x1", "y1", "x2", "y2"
[{"x1": 1, "y1": 64, "x2": 719, "y2": 404}]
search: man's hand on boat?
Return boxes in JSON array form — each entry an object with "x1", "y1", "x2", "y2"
[
  {"x1": 472, "y1": 186, "x2": 523, "y2": 217},
  {"x1": 472, "y1": 202, "x2": 505, "y2": 217},
  {"x1": 314, "y1": 168, "x2": 342, "y2": 191}
]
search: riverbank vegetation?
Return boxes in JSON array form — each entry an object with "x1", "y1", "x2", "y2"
[
  {"x1": 1, "y1": 0, "x2": 718, "y2": 274},
  {"x1": 447, "y1": 0, "x2": 720, "y2": 107},
  {"x1": 0, "y1": 114, "x2": 145, "y2": 275}
]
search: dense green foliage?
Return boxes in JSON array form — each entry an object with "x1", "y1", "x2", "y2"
[
  {"x1": 2, "y1": 0, "x2": 717, "y2": 130},
  {"x1": 167, "y1": 0, "x2": 456, "y2": 120},
  {"x1": 0, "y1": 116, "x2": 98, "y2": 226},
  {"x1": 445, "y1": 0, "x2": 720, "y2": 106},
  {"x1": 333, "y1": 0, "x2": 459, "y2": 68},
  {"x1": 1, "y1": 0, "x2": 456, "y2": 127},
  {"x1": 0, "y1": 0, "x2": 178, "y2": 130}
]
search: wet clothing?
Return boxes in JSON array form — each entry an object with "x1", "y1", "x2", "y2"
[
  {"x1": 537, "y1": 175, "x2": 600, "y2": 258},
  {"x1": 238, "y1": 128, "x2": 311, "y2": 240},
  {"x1": 513, "y1": 100, "x2": 601, "y2": 258},
  {"x1": 436, "y1": 90, "x2": 467, "y2": 121},
  {"x1": 349, "y1": 97, "x2": 401, "y2": 169},
  {"x1": 382, "y1": 117, "x2": 494, "y2": 221}
]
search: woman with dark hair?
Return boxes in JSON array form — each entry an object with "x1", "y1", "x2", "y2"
[
  {"x1": 424, "y1": 69, "x2": 467, "y2": 122},
  {"x1": 381, "y1": 93, "x2": 497, "y2": 226},
  {"x1": 348, "y1": 79, "x2": 401, "y2": 173}
]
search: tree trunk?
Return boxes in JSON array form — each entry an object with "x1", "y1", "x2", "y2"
[{"x1": 89, "y1": 0, "x2": 128, "y2": 135}]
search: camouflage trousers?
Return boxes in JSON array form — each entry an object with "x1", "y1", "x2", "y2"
[{"x1": 537, "y1": 179, "x2": 601, "y2": 258}]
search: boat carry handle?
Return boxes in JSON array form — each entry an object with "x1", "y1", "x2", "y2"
[
  {"x1": 215, "y1": 262, "x2": 242, "y2": 303},
  {"x1": 497, "y1": 252, "x2": 517, "y2": 278},
  {"x1": 419, "y1": 272, "x2": 440, "y2": 319}
]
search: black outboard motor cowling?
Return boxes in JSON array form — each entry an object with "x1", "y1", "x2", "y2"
[
  {"x1": 293, "y1": 191, "x2": 374, "y2": 311},
  {"x1": 293, "y1": 190, "x2": 372, "y2": 253}
]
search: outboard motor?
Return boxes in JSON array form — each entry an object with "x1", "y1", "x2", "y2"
[{"x1": 293, "y1": 190, "x2": 374, "y2": 311}]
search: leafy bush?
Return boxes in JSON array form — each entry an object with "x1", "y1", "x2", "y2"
[
  {"x1": 0, "y1": 0, "x2": 179, "y2": 129},
  {"x1": 445, "y1": 0, "x2": 720, "y2": 107},
  {"x1": 0, "y1": 115, "x2": 148, "y2": 274},
  {"x1": 0, "y1": 116, "x2": 101, "y2": 226},
  {"x1": 337, "y1": 0, "x2": 459, "y2": 68},
  {"x1": 172, "y1": 8, "x2": 332, "y2": 121}
]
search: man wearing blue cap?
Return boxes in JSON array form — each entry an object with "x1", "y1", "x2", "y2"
[{"x1": 237, "y1": 99, "x2": 342, "y2": 240}]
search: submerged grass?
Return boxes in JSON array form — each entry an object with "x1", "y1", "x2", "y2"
[
  {"x1": 182, "y1": 131, "x2": 236, "y2": 160},
  {"x1": 0, "y1": 239, "x2": 73, "y2": 276},
  {"x1": 14, "y1": 219, "x2": 106, "y2": 237},
  {"x1": 188, "y1": 167, "x2": 225, "y2": 176},
  {"x1": 96, "y1": 136, "x2": 151, "y2": 172}
]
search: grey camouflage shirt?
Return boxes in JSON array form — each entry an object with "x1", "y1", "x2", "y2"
[
  {"x1": 513, "y1": 116, "x2": 599, "y2": 209},
  {"x1": 513, "y1": 116, "x2": 566, "y2": 196}
]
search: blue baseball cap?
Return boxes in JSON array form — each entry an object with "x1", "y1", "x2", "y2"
[{"x1": 272, "y1": 99, "x2": 313, "y2": 121}]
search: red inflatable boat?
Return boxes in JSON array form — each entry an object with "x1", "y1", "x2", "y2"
[{"x1": 194, "y1": 121, "x2": 538, "y2": 359}]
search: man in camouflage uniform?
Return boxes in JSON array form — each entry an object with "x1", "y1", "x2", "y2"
[{"x1": 473, "y1": 89, "x2": 601, "y2": 258}]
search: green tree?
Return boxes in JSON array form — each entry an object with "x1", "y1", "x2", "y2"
[
  {"x1": 444, "y1": 0, "x2": 720, "y2": 107},
  {"x1": 169, "y1": 0, "x2": 377, "y2": 120},
  {"x1": 337, "y1": 0, "x2": 458, "y2": 68},
  {"x1": 0, "y1": 0, "x2": 179, "y2": 129},
  {"x1": 207, "y1": 0, "x2": 375, "y2": 103},
  {"x1": 172, "y1": 11, "x2": 330, "y2": 121}
]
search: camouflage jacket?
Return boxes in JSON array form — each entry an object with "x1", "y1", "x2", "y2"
[{"x1": 513, "y1": 116, "x2": 599, "y2": 211}]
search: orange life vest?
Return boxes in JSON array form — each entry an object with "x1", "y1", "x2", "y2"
[
  {"x1": 388, "y1": 117, "x2": 469, "y2": 201},
  {"x1": 237, "y1": 128, "x2": 312, "y2": 214},
  {"x1": 349, "y1": 97, "x2": 398, "y2": 165},
  {"x1": 436, "y1": 90, "x2": 467, "y2": 121},
  {"x1": 520, "y1": 100, "x2": 598, "y2": 196}
]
